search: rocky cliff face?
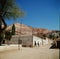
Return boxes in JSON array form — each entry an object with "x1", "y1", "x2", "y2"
[{"x1": 6, "y1": 23, "x2": 50, "y2": 36}]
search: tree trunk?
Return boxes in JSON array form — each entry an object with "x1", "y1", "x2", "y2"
[
  {"x1": 0, "y1": 42, "x2": 1, "y2": 45},
  {"x1": 0, "y1": 17, "x2": 7, "y2": 31},
  {"x1": 0, "y1": 17, "x2": 7, "y2": 46},
  {"x1": 0, "y1": 34, "x2": 3, "y2": 45}
]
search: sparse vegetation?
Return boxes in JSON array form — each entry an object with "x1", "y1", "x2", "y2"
[
  {"x1": 5, "y1": 31, "x2": 12, "y2": 45},
  {"x1": 0, "y1": 32, "x2": 5, "y2": 45}
]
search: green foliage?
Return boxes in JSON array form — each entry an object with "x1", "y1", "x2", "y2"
[
  {"x1": 0, "y1": 0, "x2": 24, "y2": 19},
  {"x1": 0, "y1": 32, "x2": 4, "y2": 39},
  {"x1": 5, "y1": 31, "x2": 12, "y2": 45},
  {"x1": 0, "y1": 0, "x2": 24, "y2": 45},
  {"x1": 38, "y1": 33, "x2": 46, "y2": 39},
  {"x1": 0, "y1": 32, "x2": 5, "y2": 45},
  {"x1": 5, "y1": 31, "x2": 12, "y2": 41},
  {"x1": 12, "y1": 24, "x2": 15, "y2": 35},
  {"x1": 47, "y1": 33, "x2": 54, "y2": 40},
  {"x1": 47, "y1": 32, "x2": 60, "y2": 40}
]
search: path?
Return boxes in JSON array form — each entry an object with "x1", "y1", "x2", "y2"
[{"x1": 0, "y1": 44, "x2": 59, "y2": 59}]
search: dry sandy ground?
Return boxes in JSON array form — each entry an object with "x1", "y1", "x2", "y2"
[{"x1": 0, "y1": 44, "x2": 59, "y2": 59}]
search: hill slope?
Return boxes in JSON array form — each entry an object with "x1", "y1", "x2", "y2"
[{"x1": 6, "y1": 23, "x2": 50, "y2": 36}]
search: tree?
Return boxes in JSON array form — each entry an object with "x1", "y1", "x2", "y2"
[
  {"x1": 0, "y1": 32, "x2": 5, "y2": 45},
  {"x1": 12, "y1": 24, "x2": 15, "y2": 35},
  {"x1": 0, "y1": 0, "x2": 24, "y2": 45},
  {"x1": 5, "y1": 31, "x2": 12, "y2": 45},
  {"x1": 48, "y1": 32, "x2": 59, "y2": 47},
  {"x1": 47, "y1": 33, "x2": 54, "y2": 40}
]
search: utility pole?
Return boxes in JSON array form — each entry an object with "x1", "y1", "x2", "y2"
[
  {"x1": 18, "y1": 10, "x2": 23, "y2": 50},
  {"x1": 18, "y1": 19, "x2": 22, "y2": 50}
]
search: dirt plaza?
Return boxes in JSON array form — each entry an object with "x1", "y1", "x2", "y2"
[{"x1": 0, "y1": 44, "x2": 59, "y2": 59}]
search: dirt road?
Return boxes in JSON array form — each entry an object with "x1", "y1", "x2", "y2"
[{"x1": 0, "y1": 44, "x2": 59, "y2": 59}]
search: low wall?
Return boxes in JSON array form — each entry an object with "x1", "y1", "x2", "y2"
[{"x1": 0, "y1": 45, "x2": 18, "y2": 52}]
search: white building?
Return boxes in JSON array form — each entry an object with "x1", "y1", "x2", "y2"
[{"x1": 33, "y1": 36, "x2": 49, "y2": 46}]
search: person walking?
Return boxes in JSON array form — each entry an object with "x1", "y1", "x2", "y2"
[{"x1": 18, "y1": 39, "x2": 22, "y2": 50}]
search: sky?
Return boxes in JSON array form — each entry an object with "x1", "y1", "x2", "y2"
[{"x1": 6, "y1": 0, "x2": 60, "y2": 30}]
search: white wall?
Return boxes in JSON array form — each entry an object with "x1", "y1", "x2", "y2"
[
  {"x1": 43, "y1": 38, "x2": 49, "y2": 45},
  {"x1": 33, "y1": 36, "x2": 42, "y2": 46},
  {"x1": 33, "y1": 36, "x2": 49, "y2": 46}
]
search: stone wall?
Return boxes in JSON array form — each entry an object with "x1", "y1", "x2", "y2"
[{"x1": 10, "y1": 35, "x2": 33, "y2": 47}]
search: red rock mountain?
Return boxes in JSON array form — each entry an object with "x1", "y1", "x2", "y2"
[{"x1": 6, "y1": 23, "x2": 50, "y2": 36}]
